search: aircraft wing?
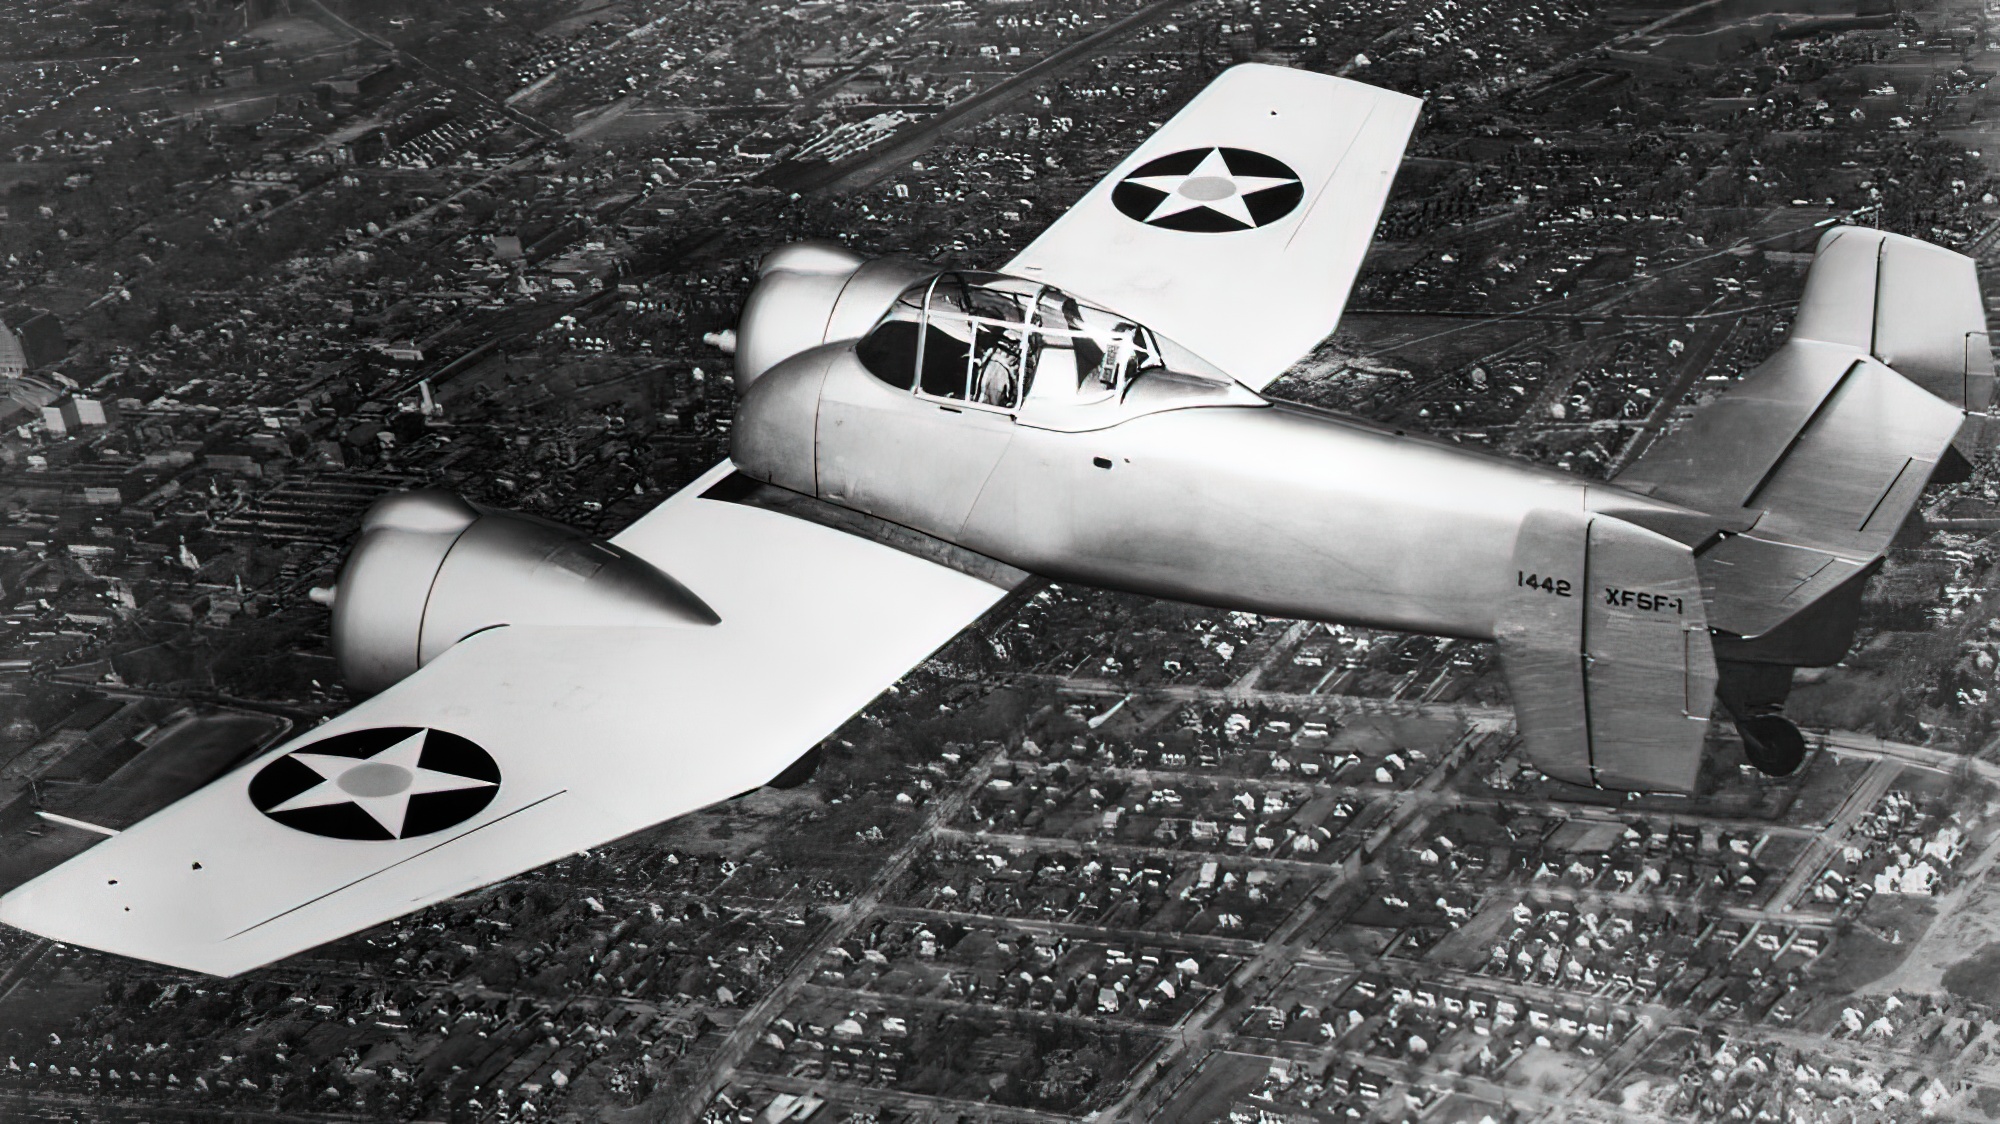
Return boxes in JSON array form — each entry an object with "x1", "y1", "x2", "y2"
[
  {"x1": 1003, "y1": 64, "x2": 1420, "y2": 390},
  {"x1": 0, "y1": 463, "x2": 1008, "y2": 976}
]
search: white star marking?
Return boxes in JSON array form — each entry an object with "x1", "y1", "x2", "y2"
[
  {"x1": 267, "y1": 730, "x2": 496, "y2": 837},
  {"x1": 1124, "y1": 148, "x2": 1298, "y2": 227}
]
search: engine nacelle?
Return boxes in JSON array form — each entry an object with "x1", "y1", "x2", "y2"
[
  {"x1": 314, "y1": 490, "x2": 718, "y2": 696},
  {"x1": 733, "y1": 241, "x2": 934, "y2": 388}
]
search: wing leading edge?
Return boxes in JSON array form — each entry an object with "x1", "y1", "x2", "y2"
[
  {"x1": 1004, "y1": 64, "x2": 1420, "y2": 390},
  {"x1": 0, "y1": 463, "x2": 1007, "y2": 976}
]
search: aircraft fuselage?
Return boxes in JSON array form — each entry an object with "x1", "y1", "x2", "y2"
[{"x1": 732, "y1": 307, "x2": 1693, "y2": 643}]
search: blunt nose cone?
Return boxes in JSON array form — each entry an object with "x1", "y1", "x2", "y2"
[
  {"x1": 734, "y1": 248, "x2": 935, "y2": 391},
  {"x1": 332, "y1": 496, "x2": 471, "y2": 695},
  {"x1": 733, "y1": 344, "x2": 837, "y2": 496}
]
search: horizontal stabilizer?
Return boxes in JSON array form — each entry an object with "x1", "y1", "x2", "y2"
[
  {"x1": 1497, "y1": 508, "x2": 1716, "y2": 793},
  {"x1": 1699, "y1": 536, "x2": 1869, "y2": 641},
  {"x1": 1616, "y1": 227, "x2": 1979, "y2": 643}
]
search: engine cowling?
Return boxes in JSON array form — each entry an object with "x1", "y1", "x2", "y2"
[
  {"x1": 312, "y1": 490, "x2": 718, "y2": 696},
  {"x1": 733, "y1": 241, "x2": 934, "y2": 388}
]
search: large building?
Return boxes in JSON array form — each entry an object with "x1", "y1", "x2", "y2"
[
  {"x1": 0, "y1": 321, "x2": 24, "y2": 380},
  {"x1": 0, "y1": 308, "x2": 63, "y2": 420},
  {"x1": 1, "y1": 306, "x2": 65, "y2": 370},
  {"x1": 39, "y1": 396, "x2": 111, "y2": 435}
]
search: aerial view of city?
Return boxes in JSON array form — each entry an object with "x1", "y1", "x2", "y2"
[{"x1": 7, "y1": 0, "x2": 2000, "y2": 1120}]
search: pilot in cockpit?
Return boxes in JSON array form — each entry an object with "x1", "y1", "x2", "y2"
[
  {"x1": 973, "y1": 331, "x2": 1020, "y2": 407},
  {"x1": 856, "y1": 275, "x2": 1173, "y2": 416}
]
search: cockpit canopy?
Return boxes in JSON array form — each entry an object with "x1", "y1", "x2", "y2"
[{"x1": 855, "y1": 272, "x2": 1226, "y2": 413}]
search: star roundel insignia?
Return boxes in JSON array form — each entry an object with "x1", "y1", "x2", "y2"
[
  {"x1": 1111, "y1": 147, "x2": 1305, "y2": 233},
  {"x1": 248, "y1": 727, "x2": 500, "y2": 841}
]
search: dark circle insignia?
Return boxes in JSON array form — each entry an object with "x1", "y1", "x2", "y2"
[
  {"x1": 248, "y1": 727, "x2": 501, "y2": 841},
  {"x1": 1111, "y1": 147, "x2": 1305, "y2": 233}
]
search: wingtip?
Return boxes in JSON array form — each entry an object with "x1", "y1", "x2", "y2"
[{"x1": 0, "y1": 884, "x2": 247, "y2": 978}]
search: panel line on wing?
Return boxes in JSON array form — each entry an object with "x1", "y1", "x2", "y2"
[
  {"x1": 1740, "y1": 359, "x2": 1864, "y2": 508},
  {"x1": 1870, "y1": 237, "x2": 1886, "y2": 359},
  {"x1": 1857, "y1": 456, "x2": 1919, "y2": 533},
  {"x1": 1283, "y1": 95, "x2": 1380, "y2": 253},
  {"x1": 225, "y1": 790, "x2": 567, "y2": 941}
]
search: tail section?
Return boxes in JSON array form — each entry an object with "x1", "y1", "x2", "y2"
[
  {"x1": 1616, "y1": 227, "x2": 1982, "y2": 653},
  {"x1": 1790, "y1": 225, "x2": 1992, "y2": 414},
  {"x1": 1597, "y1": 226, "x2": 1987, "y2": 780},
  {"x1": 1499, "y1": 228, "x2": 1986, "y2": 793}
]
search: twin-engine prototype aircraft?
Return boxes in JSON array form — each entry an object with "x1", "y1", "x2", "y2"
[{"x1": 1, "y1": 64, "x2": 1990, "y2": 976}]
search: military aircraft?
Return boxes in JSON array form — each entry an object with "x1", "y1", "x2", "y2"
[{"x1": 2, "y1": 64, "x2": 1990, "y2": 976}]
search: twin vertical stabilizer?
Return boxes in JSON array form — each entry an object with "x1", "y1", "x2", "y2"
[
  {"x1": 1501, "y1": 227, "x2": 1987, "y2": 791},
  {"x1": 1498, "y1": 508, "x2": 1717, "y2": 792}
]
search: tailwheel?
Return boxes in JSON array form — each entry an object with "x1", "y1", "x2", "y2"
[{"x1": 1737, "y1": 714, "x2": 1807, "y2": 778}]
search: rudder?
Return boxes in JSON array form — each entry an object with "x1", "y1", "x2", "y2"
[{"x1": 1497, "y1": 508, "x2": 1717, "y2": 793}]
